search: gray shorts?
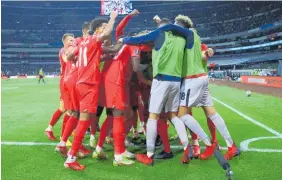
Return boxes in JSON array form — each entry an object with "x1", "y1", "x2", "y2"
[
  {"x1": 180, "y1": 75, "x2": 213, "y2": 107},
  {"x1": 149, "y1": 79, "x2": 181, "y2": 114}
]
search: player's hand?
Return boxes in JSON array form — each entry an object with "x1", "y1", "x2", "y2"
[
  {"x1": 110, "y1": 11, "x2": 118, "y2": 20},
  {"x1": 147, "y1": 80, "x2": 152, "y2": 86},
  {"x1": 207, "y1": 48, "x2": 214, "y2": 57},
  {"x1": 130, "y1": 9, "x2": 140, "y2": 16}
]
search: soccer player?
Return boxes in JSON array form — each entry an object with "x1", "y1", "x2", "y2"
[
  {"x1": 38, "y1": 68, "x2": 45, "y2": 84},
  {"x1": 168, "y1": 15, "x2": 240, "y2": 160},
  {"x1": 44, "y1": 34, "x2": 74, "y2": 141},
  {"x1": 120, "y1": 18, "x2": 193, "y2": 165},
  {"x1": 56, "y1": 23, "x2": 92, "y2": 157},
  {"x1": 63, "y1": 11, "x2": 119, "y2": 171}
]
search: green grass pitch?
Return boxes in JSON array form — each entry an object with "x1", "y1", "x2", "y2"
[{"x1": 2, "y1": 78, "x2": 282, "y2": 180}]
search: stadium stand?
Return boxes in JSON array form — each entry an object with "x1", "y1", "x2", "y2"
[{"x1": 1, "y1": 1, "x2": 282, "y2": 76}]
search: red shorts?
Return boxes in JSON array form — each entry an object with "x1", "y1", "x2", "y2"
[
  {"x1": 129, "y1": 81, "x2": 141, "y2": 107},
  {"x1": 77, "y1": 83, "x2": 98, "y2": 113},
  {"x1": 99, "y1": 78, "x2": 129, "y2": 110},
  {"x1": 64, "y1": 79, "x2": 79, "y2": 111}
]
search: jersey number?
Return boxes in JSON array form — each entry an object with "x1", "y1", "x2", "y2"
[{"x1": 78, "y1": 47, "x2": 88, "y2": 67}]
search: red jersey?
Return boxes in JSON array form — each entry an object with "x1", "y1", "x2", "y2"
[
  {"x1": 102, "y1": 45, "x2": 140, "y2": 85},
  {"x1": 74, "y1": 35, "x2": 102, "y2": 85},
  {"x1": 59, "y1": 48, "x2": 67, "y2": 79}
]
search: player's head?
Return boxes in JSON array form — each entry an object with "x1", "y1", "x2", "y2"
[
  {"x1": 62, "y1": 33, "x2": 74, "y2": 47},
  {"x1": 82, "y1": 22, "x2": 90, "y2": 37},
  {"x1": 158, "y1": 18, "x2": 171, "y2": 27},
  {"x1": 174, "y1": 15, "x2": 193, "y2": 29},
  {"x1": 89, "y1": 17, "x2": 108, "y2": 35}
]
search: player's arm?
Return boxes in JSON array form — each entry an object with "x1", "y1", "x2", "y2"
[
  {"x1": 131, "y1": 53, "x2": 151, "y2": 85},
  {"x1": 160, "y1": 24, "x2": 193, "y2": 38},
  {"x1": 64, "y1": 45, "x2": 79, "y2": 62},
  {"x1": 102, "y1": 42, "x2": 123, "y2": 54},
  {"x1": 98, "y1": 11, "x2": 118, "y2": 42},
  {"x1": 101, "y1": 54, "x2": 114, "y2": 62},
  {"x1": 121, "y1": 29, "x2": 160, "y2": 45},
  {"x1": 115, "y1": 9, "x2": 139, "y2": 40}
]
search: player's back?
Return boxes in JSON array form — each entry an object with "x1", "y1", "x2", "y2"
[
  {"x1": 103, "y1": 45, "x2": 138, "y2": 85},
  {"x1": 76, "y1": 35, "x2": 102, "y2": 85}
]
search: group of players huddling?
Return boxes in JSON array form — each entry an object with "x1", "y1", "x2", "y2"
[{"x1": 43, "y1": 10, "x2": 241, "y2": 171}]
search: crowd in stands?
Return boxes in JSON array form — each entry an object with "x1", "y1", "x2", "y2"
[{"x1": 1, "y1": 1, "x2": 282, "y2": 76}]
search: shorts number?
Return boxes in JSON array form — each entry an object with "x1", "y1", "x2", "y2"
[{"x1": 180, "y1": 92, "x2": 186, "y2": 100}]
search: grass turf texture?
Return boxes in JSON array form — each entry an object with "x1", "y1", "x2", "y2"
[{"x1": 2, "y1": 79, "x2": 282, "y2": 180}]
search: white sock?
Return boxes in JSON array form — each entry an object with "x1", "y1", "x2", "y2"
[
  {"x1": 209, "y1": 112, "x2": 233, "y2": 147},
  {"x1": 192, "y1": 140, "x2": 199, "y2": 146},
  {"x1": 59, "y1": 141, "x2": 66, "y2": 146},
  {"x1": 180, "y1": 115, "x2": 211, "y2": 146},
  {"x1": 46, "y1": 125, "x2": 52, "y2": 131},
  {"x1": 90, "y1": 135, "x2": 95, "y2": 139},
  {"x1": 146, "y1": 119, "x2": 158, "y2": 158},
  {"x1": 65, "y1": 155, "x2": 76, "y2": 163},
  {"x1": 171, "y1": 116, "x2": 189, "y2": 150},
  {"x1": 96, "y1": 145, "x2": 102, "y2": 153},
  {"x1": 114, "y1": 154, "x2": 122, "y2": 161}
]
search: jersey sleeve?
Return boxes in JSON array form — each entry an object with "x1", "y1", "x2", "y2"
[
  {"x1": 201, "y1": 44, "x2": 208, "y2": 51},
  {"x1": 116, "y1": 15, "x2": 132, "y2": 40},
  {"x1": 123, "y1": 29, "x2": 160, "y2": 45}
]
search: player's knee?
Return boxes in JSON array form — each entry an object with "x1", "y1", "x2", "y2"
[
  {"x1": 72, "y1": 111, "x2": 79, "y2": 118},
  {"x1": 203, "y1": 106, "x2": 216, "y2": 117},
  {"x1": 149, "y1": 113, "x2": 159, "y2": 120},
  {"x1": 96, "y1": 106, "x2": 104, "y2": 117}
]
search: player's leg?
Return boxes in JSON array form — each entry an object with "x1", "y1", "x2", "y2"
[
  {"x1": 178, "y1": 77, "x2": 216, "y2": 160},
  {"x1": 64, "y1": 85, "x2": 97, "y2": 170},
  {"x1": 136, "y1": 79, "x2": 168, "y2": 166},
  {"x1": 131, "y1": 106, "x2": 139, "y2": 139},
  {"x1": 45, "y1": 99, "x2": 65, "y2": 140},
  {"x1": 155, "y1": 113, "x2": 173, "y2": 159},
  {"x1": 56, "y1": 110, "x2": 79, "y2": 157},
  {"x1": 89, "y1": 106, "x2": 104, "y2": 148},
  {"x1": 187, "y1": 109, "x2": 201, "y2": 158},
  {"x1": 112, "y1": 108, "x2": 135, "y2": 166},
  {"x1": 93, "y1": 109, "x2": 114, "y2": 159},
  {"x1": 42, "y1": 77, "x2": 46, "y2": 84},
  {"x1": 202, "y1": 104, "x2": 240, "y2": 160}
]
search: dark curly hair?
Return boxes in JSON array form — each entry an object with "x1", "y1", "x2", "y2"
[{"x1": 88, "y1": 17, "x2": 108, "y2": 35}]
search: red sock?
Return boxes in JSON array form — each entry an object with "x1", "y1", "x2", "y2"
[
  {"x1": 207, "y1": 117, "x2": 217, "y2": 142},
  {"x1": 70, "y1": 120, "x2": 91, "y2": 156},
  {"x1": 62, "y1": 116, "x2": 78, "y2": 142},
  {"x1": 61, "y1": 114, "x2": 70, "y2": 137},
  {"x1": 113, "y1": 116, "x2": 126, "y2": 155},
  {"x1": 157, "y1": 120, "x2": 171, "y2": 153},
  {"x1": 97, "y1": 116, "x2": 113, "y2": 147},
  {"x1": 90, "y1": 116, "x2": 97, "y2": 136},
  {"x1": 132, "y1": 111, "x2": 138, "y2": 130},
  {"x1": 49, "y1": 109, "x2": 63, "y2": 126}
]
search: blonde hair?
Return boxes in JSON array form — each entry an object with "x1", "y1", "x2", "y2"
[
  {"x1": 62, "y1": 33, "x2": 74, "y2": 43},
  {"x1": 175, "y1": 15, "x2": 193, "y2": 28}
]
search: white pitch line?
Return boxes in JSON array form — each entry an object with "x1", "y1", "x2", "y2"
[
  {"x1": 2, "y1": 141, "x2": 282, "y2": 153},
  {"x1": 240, "y1": 136, "x2": 282, "y2": 151},
  {"x1": 212, "y1": 97, "x2": 282, "y2": 138}
]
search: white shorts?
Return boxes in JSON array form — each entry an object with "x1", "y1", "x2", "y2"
[
  {"x1": 149, "y1": 79, "x2": 181, "y2": 114},
  {"x1": 180, "y1": 75, "x2": 213, "y2": 107}
]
